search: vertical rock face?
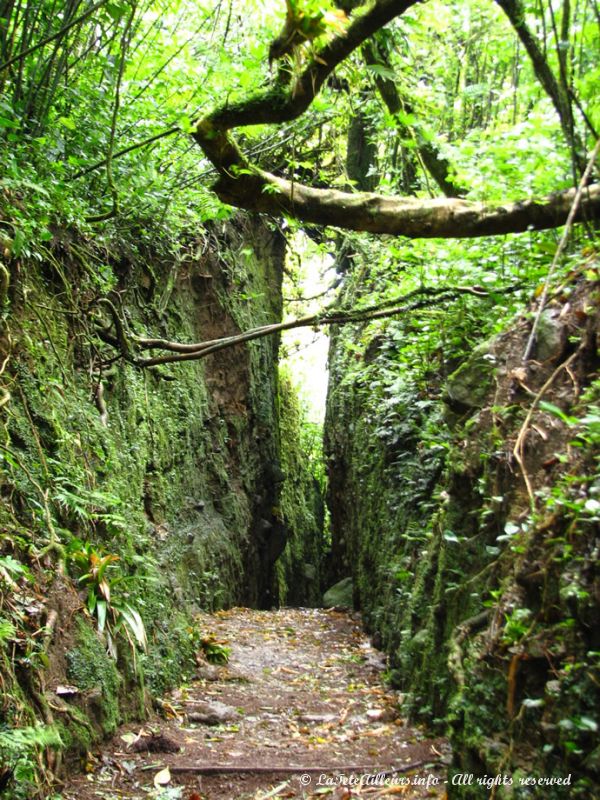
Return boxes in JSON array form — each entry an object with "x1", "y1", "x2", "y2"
[
  {"x1": 181, "y1": 217, "x2": 287, "y2": 608},
  {"x1": 0, "y1": 212, "x2": 296, "y2": 757},
  {"x1": 324, "y1": 277, "x2": 600, "y2": 795}
]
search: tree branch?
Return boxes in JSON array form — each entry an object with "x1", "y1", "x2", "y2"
[
  {"x1": 129, "y1": 285, "x2": 518, "y2": 367},
  {"x1": 191, "y1": 1, "x2": 419, "y2": 178},
  {"x1": 190, "y1": 0, "x2": 599, "y2": 238},
  {"x1": 211, "y1": 169, "x2": 600, "y2": 238},
  {"x1": 71, "y1": 126, "x2": 180, "y2": 181},
  {"x1": 362, "y1": 38, "x2": 466, "y2": 198},
  {"x1": 495, "y1": 0, "x2": 584, "y2": 171},
  {"x1": 0, "y1": 0, "x2": 108, "y2": 73},
  {"x1": 201, "y1": 0, "x2": 419, "y2": 133}
]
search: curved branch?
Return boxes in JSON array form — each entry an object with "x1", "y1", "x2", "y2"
[
  {"x1": 191, "y1": 0, "x2": 599, "y2": 238},
  {"x1": 201, "y1": 0, "x2": 419, "y2": 133},
  {"x1": 134, "y1": 284, "x2": 519, "y2": 367},
  {"x1": 212, "y1": 168, "x2": 600, "y2": 237}
]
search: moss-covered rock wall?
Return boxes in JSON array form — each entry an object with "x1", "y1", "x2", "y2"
[
  {"x1": 325, "y1": 271, "x2": 600, "y2": 797},
  {"x1": 0, "y1": 211, "x2": 318, "y2": 793},
  {"x1": 275, "y1": 373, "x2": 325, "y2": 607}
]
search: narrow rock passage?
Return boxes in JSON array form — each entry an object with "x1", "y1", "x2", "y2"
[{"x1": 62, "y1": 608, "x2": 449, "y2": 800}]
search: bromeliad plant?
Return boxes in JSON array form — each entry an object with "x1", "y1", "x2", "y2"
[{"x1": 67, "y1": 539, "x2": 147, "y2": 661}]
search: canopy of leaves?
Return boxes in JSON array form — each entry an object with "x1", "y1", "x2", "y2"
[
  {"x1": 0, "y1": 0, "x2": 597, "y2": 249},
  {"x1": 0, "y1": 0, "x2": 597, "y2": 366}
]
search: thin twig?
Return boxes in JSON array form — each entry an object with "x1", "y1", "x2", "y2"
[
  {"x1": 70, "y1": 126, "x2": 180, "y2": 181},
  {"x1": 0, "y1": 0, "x2": 107, "y2": 72},
  {"x1": 132, "y1": 285, "x2": 517, "y2": 367},
  {"x1": 513, "y1": 349, "x2": 580, "y2": 505},
  {"x1": 86, "y1": 2, "x2": 136, "y2": 223},
  {"x1": 169, "y1": 759, "x2": 435, "y2": 776}
]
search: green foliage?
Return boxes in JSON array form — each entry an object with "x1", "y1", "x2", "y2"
[
  {"x1": 276, "y1": 370, "x2": 325, "y2": 605},
  {"x1": 0, "y1": 0, "x2": 594, "y2": 258},
  {"x1": 51, "y1": 476, "x2": 127, "y2": 531},
  {"x1": 501, "y1": 607, "x2": 533, "y2": 645},
  {"x1": 66, "y1": 538, "x2": 147, "y2": 660},
  {"x1": 0, "y1": 725, "x2": 62, "y2": 800},
  {"x1": 0, "y1": 0, "x2": 597, "y2": 794},
  {"x1": 0, "y1": 617, "x2": 16, "y2": 644},
  {"x1": 66, "y1": 619, "x2": 121, "y2": 734},
  {"x1": 200, "y1": 635, "x2": 231, "y2": 665},
  {"x1": 0, "y1": 554, "x2": 32, "y2": 585}
]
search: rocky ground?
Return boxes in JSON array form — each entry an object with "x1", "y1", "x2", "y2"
[{"x1": 59, "y1": 608, "x2": 450, "y2": 800}]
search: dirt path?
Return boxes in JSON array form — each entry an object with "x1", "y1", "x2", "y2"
[{"x1": 61, "y1": 608, "x2": 449, "y2": 800}]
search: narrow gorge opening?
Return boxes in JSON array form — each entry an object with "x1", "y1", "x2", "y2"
[{"x1": 275, "y1": 230, "x2": 334, "y2": 608}]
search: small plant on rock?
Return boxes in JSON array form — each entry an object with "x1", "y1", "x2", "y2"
[{"x1": 67, "y1": 539, "x2": 147, "y2": 661}]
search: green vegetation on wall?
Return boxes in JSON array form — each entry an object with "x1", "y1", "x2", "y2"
[
  {"x1": 0, "y1": 211, "x2": 289, "y2": 795},
  {"x1": 276, "y1": 370, "x2": 326, "y2": 607},
  {"x1": 0, "y1": 0, "x2": 598, "y2": 795},
  {"x1": 325, "y1": 259, "x2": 600, "y2": 796}
]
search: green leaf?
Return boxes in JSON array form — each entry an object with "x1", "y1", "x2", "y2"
[
  {"x1": 114, "y1": 603, "x2": 147, "y2": 651},
  {"x1": 105, "y1": 1, "x2": 129, "y2": 21},
  {"x1": 539, "y1": 401, "x2": 576, "y2": 426},
  {"x1": 522, "y1": 697, "x2": 544, "y2": 708},
  {"x1": 58, "y1": 116, "x2": 76, "y2": 131},
  {"x1": 365, "y1": 63, "x2": 397, "y2": 81},
  {"x1": 178, "y1": 116, "x2": 194, "y2": 134},
  {"x1": 0, "y1": 555, "x2": 32, "y2": 579},
  {"x1": 96, "y1": 553, "x2": 118, "y2": 583},
  {"x1": 106, "y1": 629, "x2": 117, "y2": 660},
  {"x1": 576, "y1": 716, "x2": 598, "y2": 732},
  {"x1": 96, "y1": 599, "x2": 107, "y2": 634},
  {"x1": 0, "y1": 618, "x2": 16, "y2": 644}
]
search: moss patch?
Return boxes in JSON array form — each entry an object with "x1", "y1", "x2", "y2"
[{"x1": 66, "y1": 619, "x2": 121, "y2": 735}]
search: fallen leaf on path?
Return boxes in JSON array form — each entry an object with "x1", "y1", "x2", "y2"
[
  {"x1": 359, "y1": 725, "x2": 392, "y2": 737},
  {"x1": 273, "y1": 666, "x2": 299, "y2": 675},
  {"x1": 161, "y1": 701, "x2": 183, "y2": 719},
  {"x1": 153, "y1": 765, "x2": 171, "y2": 788}
]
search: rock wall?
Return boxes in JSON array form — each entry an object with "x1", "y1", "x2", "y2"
[
  {"x1": 0, "y1": 212, "x2": 317, "y2": 788},
  {"x1": 276, "y1": 373, "x2": 325, "y2": 607},
  {"x1": 324, "y1": 270, "x2": 600, "y2": 797}
]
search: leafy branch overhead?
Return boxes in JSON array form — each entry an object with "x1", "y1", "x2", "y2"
[{"x1": 192, "y1": 0, "x2": 599, "y2": 237}]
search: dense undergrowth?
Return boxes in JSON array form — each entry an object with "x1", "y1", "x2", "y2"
[{"x1": 0, "y1": 0, "x2": 598, "y2": 796}]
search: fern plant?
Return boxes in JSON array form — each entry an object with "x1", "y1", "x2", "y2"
[
  {"x1": 0, "y1": 554, "x2": 32, "y2": 587},
  {"x1": 50, "y1": 472, "x2": 127, "y2": 531},
  {"x1": 0, "y1": 725, "x2": 62, "y2": 799},
  {"x1": 0, "y1": 618, "x2": 16, "y2": 645}
]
